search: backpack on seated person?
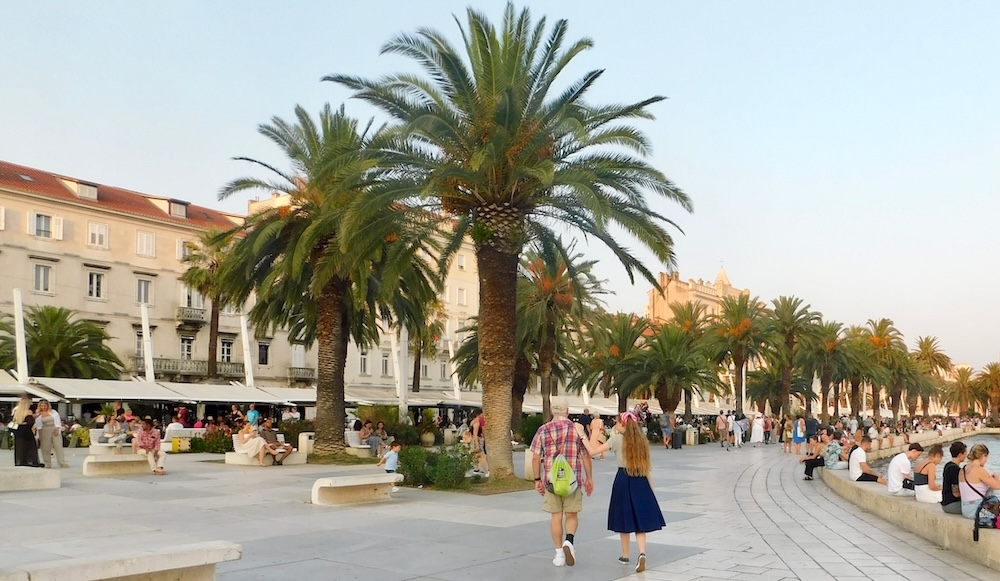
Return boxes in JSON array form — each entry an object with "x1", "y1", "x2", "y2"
[
  {"x1": 973, "y1": 495, "x2": 1000, "y2": 541},
  {"x1": 547, "y1": 454, "x2": 578, "y2": 497}
]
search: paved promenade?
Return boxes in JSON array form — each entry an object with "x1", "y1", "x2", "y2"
[{"x1": 1, "y1": 441, "x2": 998, "y2": 580}]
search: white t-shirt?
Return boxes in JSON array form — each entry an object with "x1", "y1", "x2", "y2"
[
  {"x1": 886, "y1": 452, "x2": 912, "y2": 493},
  {"x1": 867, "y1": 426, "x2": 878, "y2": 439},
  {"x1": 727, "y1": 415, "x2": 735, "y2": 431},
  {"x1": 849, "y1": 447, "x2": 867, "y2": 480},
  {"x1": 849, "y1": 418, "x2": 859, "y2": 433},
  {"x1": 165, "y1": 422, "x2": 185, "y2": 431}
]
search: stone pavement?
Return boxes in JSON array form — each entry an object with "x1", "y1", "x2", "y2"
[{"x1": 1, "y1": 440, "x2": 998, "y2": 580}]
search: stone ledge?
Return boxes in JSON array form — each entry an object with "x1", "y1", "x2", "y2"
[
  {"x1": 312, "y1": 473, "x2": 403, "y2": 505},
  {"x1": 82, "y1": 455, "x2": 151, "y2": 477},
  {"x1": 821, "y1": 463, "x2": 1000, "y2": 572},
  {"x1": 223, "y1": 451, "x2": 306, "y2": 466},
  {"x1": 866, "y1": 427, "x2": 972, "y2": 461},
  {"x1": 0, "y1": 541, "x2": 241, "y2": 581},
  {"x1": 0, "y1": 467, "x2": 60, "y2": 492}
]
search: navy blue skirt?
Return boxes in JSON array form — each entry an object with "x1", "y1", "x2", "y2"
[{"x1": 608, "y1": 467, "x2": 666, "y2": 533}]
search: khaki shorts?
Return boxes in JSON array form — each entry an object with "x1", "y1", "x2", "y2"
[{"x1": 542, "y1": 488, "x2": 584, "y2": 514}]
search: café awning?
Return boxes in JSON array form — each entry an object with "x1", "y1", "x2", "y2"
[
  {"x1": 158, "y1": 381, "x2": 291, "y2": 404},
  {"x1": 31, "y1": 377, "x2": 176, "y2": 402}
]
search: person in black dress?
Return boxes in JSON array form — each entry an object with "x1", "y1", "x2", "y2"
[{"x1": 12, "y1": 395, "x2": 40, "y2": 467}]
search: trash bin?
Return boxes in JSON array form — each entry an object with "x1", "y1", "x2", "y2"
[
  {"x1": 685, "y1": 427, "x2": 697, "y2": 446},
  {"x1": 672, "y1": 427, "x2": 684, "y2": 449}
]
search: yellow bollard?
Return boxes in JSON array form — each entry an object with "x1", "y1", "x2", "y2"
[{"x1": 172, "y1": 437, "x2": 180, "y2": 453}]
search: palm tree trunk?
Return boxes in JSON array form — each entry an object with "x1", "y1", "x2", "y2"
[
  {"x1": 411, "y1": 341, "x2": 422, "y2": 393},
  {"x1": 872, "y1": 384, "x2": 882, "y2": 425},
  {"x1": 511, "y1": 354, "x2": 530, "y2": 433},
  {"x1": 850, "y1": 377, "x2": 861, "y2": 418},
  {"x1": 539, "y1": 315, "x2": 556, "y2": 422},
  {"x1": 778, "y1": 338, "x2": 794, "y2": 417},
  {"x1": 655, "y1": 382, "x2": 681, "y2": 422},
  {"x1": 684, "y1": 389, "x2": 693, "y2": 423},
  {"x1": 207, "y1": 298, "x2": 220, "y2": 378},
  {"x1": 832, "y1": 379, "x2": 841, "y2": 419},
  {"x1": 733, "y1": 353, "x2": 746, "y2": 413},
  {"x1": 314, "y1": 277, "x2": 348, "y2": 455},
  {"x1": 476, "y1": 245, "x2": 517, "y2": 480}
]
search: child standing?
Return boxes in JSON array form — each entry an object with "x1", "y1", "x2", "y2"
[
  {"x1": 377, "y1": 441, "x2": 402, "y2": 492},
  {"x1": 575, "y1": 408, "x2": 665, "y2": 573}
]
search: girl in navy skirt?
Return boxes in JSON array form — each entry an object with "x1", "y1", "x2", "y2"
[{"x1": 576, "y1": 409, "x2": 665, "y2": 573}]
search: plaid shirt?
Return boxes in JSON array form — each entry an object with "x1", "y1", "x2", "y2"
[
  {"x1": 135, "y1": 427, "x2": 161, "y2": 452},
  {"x1": 530, "y1": 417, "x2": 585, "y2": 485}
]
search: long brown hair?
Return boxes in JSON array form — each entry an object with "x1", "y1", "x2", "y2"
[{"x1": 620, "y1": 414, "x2": 650, "y2": 477}]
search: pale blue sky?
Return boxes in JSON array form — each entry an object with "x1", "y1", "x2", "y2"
[{"x1": 2, "y1": 2, "x2": 998, "y2": 367}]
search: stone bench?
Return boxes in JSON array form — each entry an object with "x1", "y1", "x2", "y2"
[
  {"x1": 0, "y1": 540, "x2": 241, "y2": 581},
  {"x1": 225, "y1": 434, "x2": 306, "y2": 466},
  {"x1": 163, "y1": 428, "x2": 206, "y2": 452},
  {"x1": 344, "y1": 430, "x2": 373, "y2": 458},
  {"x1": 82, "y1": 454, "x2": 153, "y2": 476},
  {"x1": 822, "y1": 462, "x2": 1000, "y2": 572},
  {"x1": 311, "y1": 473, "x2": 403, "y2": 505},
  {"x1": 0, "y1": 467, "x2": 61, "y2": 492}
]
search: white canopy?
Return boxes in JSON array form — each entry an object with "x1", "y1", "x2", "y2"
[
  {"x1": 259, "y1": 386, "x2": 316, "y2": 403},
  {"x1": 33, "y1": 377, "x2": 180, "y2": 402},
  {"x1": 158, "y1": 381, "x2": 291, "y2": 404},
  {"x1": 0, "y1": 371, "x2": 66, "y2": 402}
]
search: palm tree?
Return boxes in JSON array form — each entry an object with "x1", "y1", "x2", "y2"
[
  {"x1": 976, "y1": 362, "x2": 1000, "y2": 424},
  {"x1": 570, "y1": 313, "x2": 651, "y2": 412},
  {"x1": 767, "y1": 296, "x2": 820, "y2": 417},
  {"x1": 912, "y1": 336, "x2": 952, "y2": 416},
  {"x1": 520, "y1": 238, "x2": 603, "y2": 420},
  {"x1": 843, "y1": 325, "x2": 877, "y2": 418},
  {"x1": 797, "y1": 320, "x2": 851, "y2": 422},
  {"x1": 180, "y1": 230, "x2": 233, "y2": 380},
  {"x1": 746, "y1": 367, "x2": 815, "y2": 415},
  {"x1": 704, "y1": 295, "x2": 769, "y2": 414},
  {"x1": 942, "y1": 367, "x2": 982, "y2": 416},
  {"x1": 863, "y1": 318, "x2": 906, "y2": 425},
  {"x1": 0, "y1": 306, "x2": 124, "y2": 379},
  {"x1": 216, "y1": 104, "x2": 437, "y2": 455},
  {"x1": 327, "y1": 4, "x2": 691, "y2": 479}
]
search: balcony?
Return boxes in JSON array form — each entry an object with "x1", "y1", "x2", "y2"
[
  {"x1": 287, "y1": 366, "x2": 316, "y2": 380},
  {"x1": 133, "y1": 357, "x2": 244, "y2": 378},
  {"x1": 176, "y1": 306, "x2": 207, "y2": 324}
]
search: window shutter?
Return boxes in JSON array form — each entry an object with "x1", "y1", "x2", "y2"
[
  {"x1": 53, "y1": 216, "x2": 64, "y2": 240},
  {"x1": 27, "y1": 211, "x2": 36, "y2": 235},
  {"x1": 0, "y1": 206, "x2": 5, "y2": 230},
  {"x1": 177, "y1": 239, "x2": 185, "y2": 260}
]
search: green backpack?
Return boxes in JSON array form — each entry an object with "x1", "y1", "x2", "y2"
[{"x1": 547, "y1": 454, "x2": 578, "y2": 497}]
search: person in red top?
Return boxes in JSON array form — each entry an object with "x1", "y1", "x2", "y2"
[
  {"x1": 135, "y1": 418, "x2": 166, "y2": 475},
  {"x1": 531, "y1": 399, "x2": 594, "y2": 568}
]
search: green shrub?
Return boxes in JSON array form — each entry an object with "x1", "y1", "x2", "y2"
[
  {"x1": 356, "y1": 405, "x2": 398, "y2": 424},
  {"x1": 74, "y1": 426, "x2": 91, "y2": 447},
  {"x1": 277, "y1": 419, "x2": 314, "y2": 450},
  {"x1": 398, "y1": 446, "x2": 433, "y2": 486},
  {"x1": 519, "y1": 414, "x2": 545, "y2": 445},
  {"x1": 189, "y1": 430, "x2": 235, "y2": 454},
  {"x1": 432, "y1": 445, "x2": 474, "y2": 489},
  {"x1": 386, "y1": 422, "x2": 420, "y2": 446}
]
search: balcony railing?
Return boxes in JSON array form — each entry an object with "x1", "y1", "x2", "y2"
[
  {"x1": 287, "y1": 366, "x2": 316, "y2": 380},
  {"x1": 176, "y1": 307, "x2": 207, "y2": 323},
  {"x1": 133, "y1": 357, "x2": 244, "y2": 377}
]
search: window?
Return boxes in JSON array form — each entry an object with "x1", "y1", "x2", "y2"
[
  {"x1": 33, "y1": 264, "x2": 52, "y2": 293},
  {"x1": 180, "y1": 335, "x2": 194, "y2": 360},
  {"x1": 136, "y1": 231, "x2": 156, "y2": 257},
  {"x1": 184, "y1": 286, "x2": 203, "y2": 309},
  {"x1": 421, "y1": 363, "x2": 429, "y2": 379},
  {"x1": 258, "y1": 341, "x2": 270, "y2": 366},
  {"x1": 220, "y1": 339, "x2": 233, "y2": 363},
  {"x1": 135, "y1": 331, "x2": 145, "y2": 358},
  {"x1": 457, "y1": 288, "x2": 467, "y2": 306},
  {"x1": 136, "y1": 278, "x2": 152, "y2": 304},
  {"x1": 381, "y1": 352, "x2": 390, "y2": 376},
  {"x1": 0, "y1": 206, "x2": 5, "y2": 230},
  {"x1": 177, "y1": 240, "x2": 194, "y2": 261},
  {"x1": 35, "y1": 213, "x2": 50, "y2": 238},
  {"x1": 440, "y1": 361, "x2": 448, "y2": 379},
  {"x1": 87, "y1": 272, "x2": 105, "y2": 299},
  {"x1": 27, "y1": 212, "x2": 62, "y2": 239},
  {"x1": 169, "y1": 201, "x2": 187, "y2": 218},
  {"x1": 292, "y1": 344, "x2": 305, "y2": 368},
  {"x1": 442, "y1": 285, "x2": 449, "y2": 303},
  {"x1": 88, "y1": 222, "x2": 109, "y2": 249},
  {"x1": 221, "y1": 303, "x2": 238, "y2": 315},
  {"x1": 359, "y1": 350, "x2": 368, "y2": 375},
  {"x1": 457, "y1": 254, "x2": 466, "y2": 271}
]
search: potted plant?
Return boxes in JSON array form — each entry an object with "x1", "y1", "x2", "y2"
[{"x1": 419, "y1": 409, "x2": 437, "y2": 447}]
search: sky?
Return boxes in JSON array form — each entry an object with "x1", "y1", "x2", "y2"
[{"x1": 2, "y1": 2, "x2": 998, "y2": 367}]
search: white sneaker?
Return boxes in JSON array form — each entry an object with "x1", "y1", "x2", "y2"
[
  {"x1": 391, "y1": 487, "x2": 400, "y2": 493},
  {"x1": 553, "y1": 550, "x2": 565, "y2": 567},
  {"x1": 562, "y1": 540, "x2": 576, "y2": 566}
]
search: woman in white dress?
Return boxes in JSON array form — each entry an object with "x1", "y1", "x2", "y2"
[
  {"x1": 750, "y1": 413, "x2": 765, "y2": 447},
  {"x1": 237, "y1": 422, "x2": 278, "y2": 466}
]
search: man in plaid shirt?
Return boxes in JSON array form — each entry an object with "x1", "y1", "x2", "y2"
[{"x1": 531, "y1": 399, "x2": 594, "y2": 567}]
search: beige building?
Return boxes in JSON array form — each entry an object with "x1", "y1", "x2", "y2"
[
  {"x1": 645, "y1": 268, "x2": 750, "y2": 323},
  {"x1": 0, "y1": 160, "x2": 478, "y2": 393}
]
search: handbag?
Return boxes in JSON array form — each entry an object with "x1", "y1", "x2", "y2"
[{"x1": 6, "y1": 420, "x2": 17, "y2": 431}]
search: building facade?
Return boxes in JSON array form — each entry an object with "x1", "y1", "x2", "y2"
[
  {"x1": 645, "y1": 267, "x2": 750, "y2": 323},
  {"x1": 0, "y1": 160, "x2": 479, "y2": 392}
]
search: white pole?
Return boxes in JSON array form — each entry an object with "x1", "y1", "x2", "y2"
[
  {"x1": 389, "y1": 327, "x2": 407, "y2": 420},
  {"x1": 582, "y1": 384, "x2": 591, "y2": 407},
  {"x1": 445, "y1": 320, "x2": 461, "y2": 400},
  {"x1": 239, "y1": 314, "x2": 255, "y2": 387},
  {"x1": 12, "y1": 289, "x2": 29, "y2": 384},
  {"x1": 742, "y1": 362, "x2": 748, "y2": 414},
  {"x1": 140, "y1": 303, "x2": 155, "y2": 383}
]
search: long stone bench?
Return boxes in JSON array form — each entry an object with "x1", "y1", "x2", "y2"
[
  {"x1": 0, "y1": 467, "x2": 61, "y2": 492},
  {"x1": 822, "y1": 461, "x2": 1000, "y2": 572},
  {"x1": 0, "y1": 540, "x2": 241, "y2": 581},
  {"x1": 311, "y1": 473, "x2": 403, "y2": 505},
  {"x1": 82, "y1": 454, "x2": 152, "y2": 476},
  {"x1": 344, "y1": 430, "x2": 373, "y2": 458}
]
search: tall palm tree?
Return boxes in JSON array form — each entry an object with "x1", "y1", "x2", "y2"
[
  {"x1": 863, "y1": 318, "x2": 906, "y2": 425},
  {"x1": 976, "y1": 362, "x2": 1000, "y2": 424},
  {"x1": 912, "y1": 336, "x2": 952, "y2": 416},
  {"x1": 520, "y1": 238, "x2": 603, "y2": 420},
  {"x1": 746, "y1": 367, "x2": 815, "y2": 415},
  {"x1": 0, "y1": 307, "x2": 124, "y2": 379},
  {"x1": 327, "y1": 4, "x2": 690, "y2": 479},
  {"x1": 797, "y1": 320, "x2": 851, "y2": 422},
  {"x1": 216, "y1": 104, "x2": 437, "y2": 455},
  {"x1": 570, "y1": 312, "x2": 651, "y2": 413},
  {"x1": 767, "y1": 296, "x2": 820, "y2": 417},
  {"x1": 180, "y1": 230, "x2": 233, "y2": 379},
  {"x1": 942, "y1": 367, "x2": 982, "y2": 416},
  {"x1": 704, "y1": 295, "x2": 769, "y2": 414},
  {"x1": 843, "y1": 325, "x2": 877, "y2": 418}
]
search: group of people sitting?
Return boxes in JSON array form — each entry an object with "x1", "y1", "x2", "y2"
[{"x1": 234, "y1": 417, "x2": 294, "y2": 466}]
